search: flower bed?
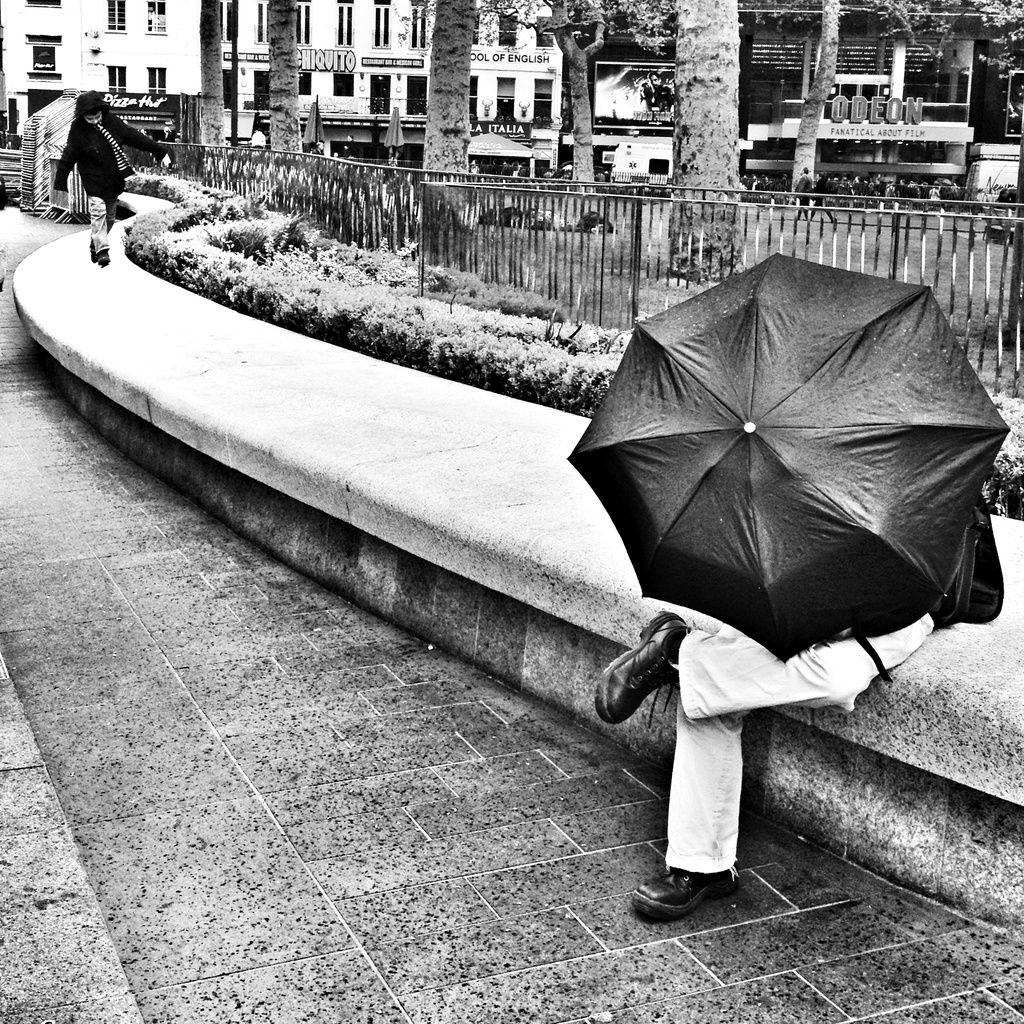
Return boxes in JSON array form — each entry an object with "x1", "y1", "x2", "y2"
[
  {"x1": 123, "y1": 174, "x2": 623, "y2": 419},
  {"x1": 123, "y1": 173, "x2": 1024, "y2": 515}
]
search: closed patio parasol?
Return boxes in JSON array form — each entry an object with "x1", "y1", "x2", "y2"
[
  {"x1": 383, "y1": 105, "x2": 405, "y2": 154},
  {"x1": 303, "y1": 96, "x2": 325, "y2": 149}
]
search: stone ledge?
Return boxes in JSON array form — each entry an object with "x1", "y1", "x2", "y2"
[{"x1": 13, "y1": 195, "x2": 1024, "y2": 927}]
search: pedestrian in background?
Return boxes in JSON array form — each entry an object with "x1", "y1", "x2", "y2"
[
  {"x1": 794, "y1": 166, "x2": 814, "y2": 220},
  {"x1": 0, "y1": 174, "x2": 8, "y2": 211},
  {"x1": 53, "y1": 91, "x2": 172, "y2": 268}
]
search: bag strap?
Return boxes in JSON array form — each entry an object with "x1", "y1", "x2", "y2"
[{"x1": 851, "y1": 611, "x2": 892, "y2": 682}]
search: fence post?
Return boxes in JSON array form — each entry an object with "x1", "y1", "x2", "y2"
[
  {"x1": 630, "y1": 197, "x2": 643, "y2": 326},
  {"x1": 889, "y1": 210, "x2": 902, "y2": 280},
  {"x1": 417, "y1": 178, "x2": 426, "y2": 299}
]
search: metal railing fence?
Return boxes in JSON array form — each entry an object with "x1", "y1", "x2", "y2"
[{"x1": 155, "y1": 145, "x2": 1024, "y2": 394}]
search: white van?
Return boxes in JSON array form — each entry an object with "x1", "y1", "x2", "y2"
[
  {"x1": 610, "y1": 141, "x2": 673, "y2": 183},
  {"x1": 965, "y1": 144, "x2": 1019, "y2": 202}
]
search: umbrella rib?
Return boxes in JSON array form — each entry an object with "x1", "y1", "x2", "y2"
[
  {"x1": 751, "y1": 433, "x2": 948, "y2": 592},
  {"x1": 753, "y1": 286, "x2": 928, "y2": 423}
]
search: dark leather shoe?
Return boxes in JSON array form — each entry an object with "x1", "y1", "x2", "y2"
[
  {"x1": 633, "y1": 866, "x2": 739, "y2": 920},
  {"x1": 97, "y1": 250, "x2": 111, "y2": 268},
  {"x1": 90, "y1": 245, "x2": 98, "y2": 263},
  {"x1": 595, "y1": 611, "x2": 689, "y2": 724}
]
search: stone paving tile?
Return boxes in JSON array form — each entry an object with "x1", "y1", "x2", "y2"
[
  {"x1": 553, "y1": 796, "x2": 670, "y2": 851},
  {"x1": 572, "y1": 868, "x2": 797, "y2": 950},
  {"x1": 29, "y1": 693, "x2": 250, "y2": 823},
  {"x1": 404, "y1": 767, "x2": 655, "y2": 838},
  {"x1": 0, "y1": 765, "x2": 64, "y2": 836},
  {"x1": 607, "y1": 971, "x2": 845, "y2": 1022},
  {"x1": 336, "y1": 877, "x2": 499, "y2": 944},
  {"x1": 4, "y1": 993, "x2": 144, "y2": 1024},
  {"x1": 0, "y1": 830, "x2": 129, "y2": 1018},
  {"x1": 433, "y1": 749, "x2": 569, "y2": 796},
  {"x1": 469, "y1": 843, "x2": 666, "y2": 919},
  {"x1": 799, "y1": 926, "x2": 1024, "y2": 1018},
  {"x1": 0, "y1": 683, "x2": 44, "y2": 769},
  {"x1": 268, "y1": 768, "x2": 456, "y2": 823},
  {"x1": 399, "y1": 939, "x2": 717, "y2": 1024},
  {"x1": 133, "y1": 950, "x2": 407, "y2": 1024},
  {"x1": 367, "y1": 906, "x2": 604, "y2": 993},
  {"x1": 310, "y1": 819, "x2": 580, "y2": 900},
  {"x1": 72, "y1": 798, "x2": 351, "y2": 991},
  {"x1": 849, "y1": 991, "x2": 1024, "y2": 1022},
  {"x1": 680, "y1": 901, "x2": 915, "y2": 985}
]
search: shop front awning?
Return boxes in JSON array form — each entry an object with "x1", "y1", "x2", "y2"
[{"x1": 468, "y1": 134, "x2": 534, "y2": 159}]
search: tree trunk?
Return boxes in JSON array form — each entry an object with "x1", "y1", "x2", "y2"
[
  {"x1": 792, "y1": 0, "x2": 840, "y2": 185},
  {"x1": 672, "y1": 0, "x2": 742, "y2": 275},
  {"x1": 269, "y1": 0, "x2": 300, "y2": 152},
  {"x1": 551, "y1": 3, "x2": 606, "y2": 182},
  {"x1": 422, "y1": 0, "x2": 475, "y2": 172},
  {"x1": 199, "y1": 0, "x2": 224, "y2": 146}
]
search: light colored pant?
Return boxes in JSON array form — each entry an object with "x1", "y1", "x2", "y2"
[
  {"x1": 665, "y1": 615, "x2": 934, "y2": 874},
  {"x1": 88, "y1": 195, "x2": 118, "y2": 256}
]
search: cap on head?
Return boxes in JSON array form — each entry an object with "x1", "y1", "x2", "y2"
[{"x1": 75, "y1": 91, "x2": 110, "y2": 118}]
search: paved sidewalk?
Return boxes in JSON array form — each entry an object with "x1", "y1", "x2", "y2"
[{"x1": 4, "y1": 209, "x2": 1024, "y2": 1024}]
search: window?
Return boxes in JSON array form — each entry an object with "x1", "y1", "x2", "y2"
[
  {"x1": 498, "y1": 14, "x2": 517, "y2": 48},
  {"x1": 373, "y1": 0, "x2": 390, "y2": 48},
  {"x1": 107, "y1": 0, "x2": 126, "y2": 31},
  {"x1": 407, "y1": 75, "x2": 428, "y2": 115},
  {"x1": 220, "y1": 1, "x2": 234, "y2": 42},
  {"x1": 535, "y1": 16, "x2": 554, "y2": 48},
  {"x1": 410, "y1": 4, "x2": 427, "y2": 49},
  {"x1": 470, "y1": 75, "x2": 479, "y2": 117},
  {"x1": 334, "y1": 73, "x2": 354, "y2": 97},
  {"x1": 299, "y1": 71, "x2": 312, "y2": 95},
  {"x1": 108, "y1": 65, "x2": 127, "y2": 93},
  {"x1": 472, "y1": 14, "x2": 481, "y2": 45},
  {"x1": 337, "y1": 3, "x2": 353, "y2": 46},
  {"x1": 253, "y1": 70, "x2": 269, "y2": 108},
  {"x1": 496, "y1": 76, "x2": 515, "y2": 120},
  {"x1": 148, "y1": 67, "x2": 167, "y2": 93},
  {"x1": 297, "y1": 3, "x2": 311, "y2": 45},
  {"x1": 147, "y1": 1, "x2": 166, "y2": 33},
  {"x1": 31, "y1": 44, "x2": 58, "y2": 74},
  {"x1": 533, "y1": 78, "x2": 553, "y2": 122},
  {"x1": 27, "y1": 0, "x2": 62, "y2": 7},
  {"x1": 255, "y1": 1, "x2": 268, "y2": 43}
]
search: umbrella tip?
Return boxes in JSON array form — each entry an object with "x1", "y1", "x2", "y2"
[{"x1": 743, "y1": 422, "x2": 757, "y2": 433}]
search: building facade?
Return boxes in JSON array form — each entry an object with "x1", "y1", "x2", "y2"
[{"x1": 0, "y1": 0, "x2": 201, "y2": 140}]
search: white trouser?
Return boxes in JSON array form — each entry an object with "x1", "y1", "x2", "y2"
[
  {"x1": 665, "y1": 614, "x2": 934, "y2": 874},
  {"x1": 88, "y1": 195, "x2": 118, "y2": 255}
]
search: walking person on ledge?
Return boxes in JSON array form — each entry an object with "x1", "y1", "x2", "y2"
[
  {"x1": 595, "y1": 610, "x2": 933, "y2": 921},
  {"x1": 53, "y1": 91, "x2": 172, "y2": 268}
]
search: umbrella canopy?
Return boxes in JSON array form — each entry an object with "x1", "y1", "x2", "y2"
[
  {"x1": 570, "y1": 253, "x2": 1008, "y2": 660},
  {"x1": 383, "y1": 105, "x2": 405, "y2": 151},
  {"x1": 303, "y1": 96, "x2": 325, "y2": 147}
]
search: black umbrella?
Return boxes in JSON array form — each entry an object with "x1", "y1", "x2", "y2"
[{"x1": 570, "y1": 254, "x2": 1008, "y2": 660}]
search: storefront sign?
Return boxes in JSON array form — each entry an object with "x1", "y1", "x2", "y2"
[
  {"x1": 482, "y1": 121, "x2": 533, "y2": 142},
  {"x1": 829, "y1": 95, "x2": 924, "y2": 126},
  {"x1": 362, "y1": 57, "x2": 425, "y2": 69},
  {"x1": 32, "y1": 46, "x2": 57, "y2": 72},
  {"x1": 223, "y1": 51, "x2": 269, "y2": 63},
  {"x1": 300, "y1": 48, "x2": 356, "y2": 73},
  {"x1": 593, "y1": 63, "x2": 673, "y2": 126},
  {"x1": 102, "y1": 92, "x2": 179, "y2": 115},
  {"x1": 470, "y1": 49, "x2": 553, "y2": 67}
]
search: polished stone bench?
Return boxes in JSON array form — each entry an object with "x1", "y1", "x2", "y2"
[{"x1": 15, "y1": 193, "x2": 1024, "y2": 931}]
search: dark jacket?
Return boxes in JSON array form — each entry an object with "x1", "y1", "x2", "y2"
[{"x1": 54, "y1": 91, "x2": 170, "y2": 199}]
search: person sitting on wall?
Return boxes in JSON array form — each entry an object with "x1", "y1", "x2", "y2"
[{"x1": 53, "y1": 91, "x2": 172, "y2": 269}]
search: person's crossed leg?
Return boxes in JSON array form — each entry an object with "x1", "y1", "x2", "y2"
[{"x1": 596, "y1": 611, "x2": 933, "y2": 920}]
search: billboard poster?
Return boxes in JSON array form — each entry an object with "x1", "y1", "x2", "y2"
[
  {"x1": 1007, "y1": 71, "x2": 1022, "y2": 138},
  {"x1": 593, "y1": 63, "x2": 674, "y2": 126}
]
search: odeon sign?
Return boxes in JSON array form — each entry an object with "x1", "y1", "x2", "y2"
[{"x1": 829, "y1": 95, "x2": 923, "y2": 125}]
